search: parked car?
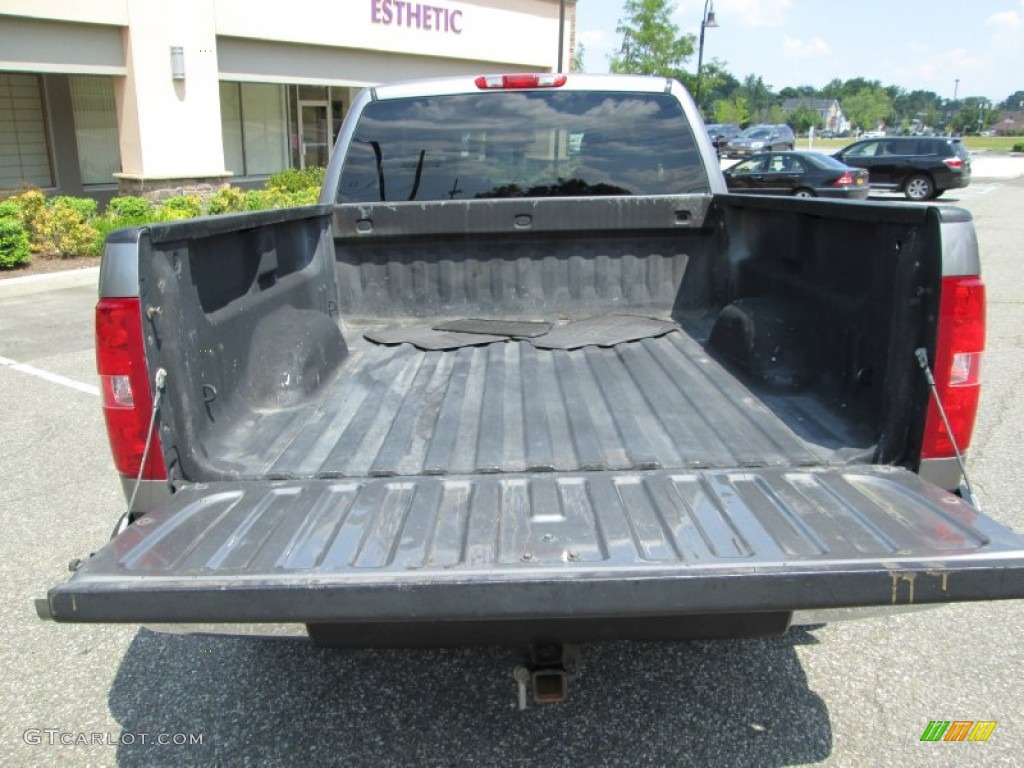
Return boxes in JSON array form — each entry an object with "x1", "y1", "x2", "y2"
[
  {"x1": 835, "y1": 136, "x2": 971, "y2": 200},
  {"x1": 704, "y1": 123, "x2": 741, "y2": 152},
  {"x1": 723, "y1": 151, "x2": 869, "y2": 199},
  {"x1": 722, "y1": 124, "x2": 795, "y2": 157}
]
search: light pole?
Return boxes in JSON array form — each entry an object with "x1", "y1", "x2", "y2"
[{"x1": 695, "y1": 0, "x2": 719, "y2": 107}]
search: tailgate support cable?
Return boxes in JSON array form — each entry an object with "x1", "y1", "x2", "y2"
[
  {"x1": 914, "y1": 348, "x2": 979, "y2": 509},
  {"x1": 112, "y1": 368, "x2": 168, "y2": 538}
]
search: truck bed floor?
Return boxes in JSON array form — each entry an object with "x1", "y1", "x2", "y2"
[{"x1": 211, "y1": 327, "x2": 871, "y2": 479}]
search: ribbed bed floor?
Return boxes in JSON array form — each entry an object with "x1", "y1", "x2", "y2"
[{"x1": 210, "y1": 327, "x2": 869, "y2": 479}]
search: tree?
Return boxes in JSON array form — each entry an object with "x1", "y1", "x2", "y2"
[
  {"x1": 571, "y1": 43, "x2": 585, "y2": 73},
  {"x1": 950, "y1": 98, "x2": 1000, "y2": 135},
  {"x1": 1000, "y1": 90, "x2": 1024, "y2": 111},
  {"x1": 821, "y1": 78, "x2": 844, "y2": 102},
  {"x1": 766, "y1": 104, "x2": 787, "y2": 125},
  {"x1": 735, "y1": 75, "x2": 774, "y2": 122},
  {"x1": 843, "y1": 86, "x2": 893, "y2": 131},
  {"x1": 713, "y1": 96, "x2": 750, "y2": 126},
  {"x1": 610, "y1": 0, "x2": 695, "y2": 82},
  {"x1": 682, "y1": 59, "x2": 736, "y2": 114},
  {"x1": 788, "y1": 105, "x2": 824, "y2": 134},
  {"x1": 779, "y1": 86, "x2": 817, "y2": 100}
]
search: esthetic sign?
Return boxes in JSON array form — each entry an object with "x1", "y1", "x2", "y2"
[{"x1": 370, "y1": 1, "x2": 464, "y2": 34}]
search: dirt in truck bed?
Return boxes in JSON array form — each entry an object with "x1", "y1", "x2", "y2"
[{"x1": 206, "y1": 319, "x2": 874, "y2": 480}]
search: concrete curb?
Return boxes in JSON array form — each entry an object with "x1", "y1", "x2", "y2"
[{"x1": 0, "y1": 266, "x2": 99, "y2": 299}]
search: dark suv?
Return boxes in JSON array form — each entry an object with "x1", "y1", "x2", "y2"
[
  {"x1": 704, "y1": 123, "x2": 741, "y2": 153},
  {"x1": 722, "y1": 124, "x2": 795, "y2": 157},
  {"x1": 834, "y1": 136, "x2": 971, "y2": 200}
]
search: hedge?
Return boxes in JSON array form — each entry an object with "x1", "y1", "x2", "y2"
[{"x1": 0, "y1": 167, "x2": 325, "y2": 268}]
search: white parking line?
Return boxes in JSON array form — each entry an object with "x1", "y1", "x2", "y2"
[
  {"x1": 954, "y1": 183, "x2": 1002, "y2": 198},
  {"x1": 0, "y1": 354, "x2": 100, "y2": 396}
]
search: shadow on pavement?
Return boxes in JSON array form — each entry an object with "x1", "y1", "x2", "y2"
[{"x1": 108, "y1": 626, "x2": 831, "y2": 767}]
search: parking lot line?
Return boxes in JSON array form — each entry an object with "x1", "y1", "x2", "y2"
[{"x1": 0, "y1": 354, "x2": 100, "y2": 396}]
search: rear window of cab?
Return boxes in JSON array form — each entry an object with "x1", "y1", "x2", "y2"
[{"x1": 337, "y1": 90, "x2": 710, "y2": 202}]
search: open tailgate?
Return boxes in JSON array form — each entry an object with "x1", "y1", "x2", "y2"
[{"x1": 39, "y1": 466, "x2": 1024, "y2": 624}]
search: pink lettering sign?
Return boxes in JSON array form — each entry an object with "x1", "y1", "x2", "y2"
[{"x1": 371, "y1": 0, "x2": 463, "y2": 34}]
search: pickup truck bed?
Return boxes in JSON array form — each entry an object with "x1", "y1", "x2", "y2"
[
  {"x1": 39, "y1": 197, "x2": 1024, "y2": 637},
  {"x1": 39, "y1": 76, "x2": 1024, "y2": 646},
  {"x1": 209, "y1": 326, "x2": 859, "y2": 479}
]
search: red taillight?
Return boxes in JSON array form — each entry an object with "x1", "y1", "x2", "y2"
[
  {"x1": 943, "y1": 157, "x2": 964, "y2": 170},
  {"x1": 921, "y1": 276, "x2": 986, "y2": 459},
  {"x1": 475, "y1": 73, "x2": 568, "y2": 90},
  {"x1": 832, "y1": 172, "x2": 854, "y2": 186},
  {"x1": 96, "y1": 298, "x2": 166, "y2": 479}
]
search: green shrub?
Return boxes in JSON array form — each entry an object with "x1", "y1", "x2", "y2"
[
  {"x1": 0, "y1": 217, "x2": 32, "y2": 268},
  {"x1": 1014, "y1": 142, "x2": 1024, "y2": 153},
  {"x1": 51, "y1": 195, "x2": 98, "y2": 219},
  {"x1": 242, "y1": 188, "x2": 295, "y2": 211},
  {"x1": 207, "y1": 186, "x2": 247, "y2": 215},
  {"x1": 287, "y1": 187, "x2": 320, "y2": 206},
  {"x1": 36, "y1": 197, "x2": 100, "y2": 258},
  {"x1": 90, "y1": 216, "x2": 129, "y2": 257},
  {"x1": 155, "y1": 195, "x2": 203, "y2": 221},
  {"x1": 6, "y1": 190, "x2": 47, "y2": 251},
  {"x1": 107, "y1": 196, "x2": 152, "y2": 223},
  {"x1": 242, "y1": 190, "x2": 271, "y2": 211},
  {"x1": 266, "y1": 166, "x2": 325, "y2": 193},
  {"x1": 0, "y1": 200, "x2": 21, "y2": 219}
]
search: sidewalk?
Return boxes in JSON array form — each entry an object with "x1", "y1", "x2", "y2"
[
  {"x1": 969, "y1": 154, "x2": 1024, "y2": 179},
  {"x1": 0, "y1": 266, "x2": 99, "y2": 299}
]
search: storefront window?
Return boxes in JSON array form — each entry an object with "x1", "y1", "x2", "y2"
[
  {"x1": 69, "y1": 75, "x2": 121, "y2": 185},
  {"x1": 220, "y1": 82, "x2": 244, "y2": 177},
  {"x1": 241, "y1": 83, "x2": 288, "y2": 175},
  {"x1": 219, "y1": 82, "x2": 288, "y2": 177},
  {"x1": 0, "y1": 73, "x2": 53, "y2": 189}
]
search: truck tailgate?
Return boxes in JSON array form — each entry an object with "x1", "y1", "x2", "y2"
[{"x1": 40, "y1": 467, "x2": 1024, "y2": 623}]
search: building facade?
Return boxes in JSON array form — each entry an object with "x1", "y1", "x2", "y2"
[{"x1": 0, "y1": 0, "x2": 577, "y2": 200}]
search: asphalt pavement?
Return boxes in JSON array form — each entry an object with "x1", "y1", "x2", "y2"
[{"x1": 2, "y1": 178, "x2": 1024, "y2": 766}]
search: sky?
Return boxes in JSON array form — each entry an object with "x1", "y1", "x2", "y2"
[{"x1": 574, "y1": 0, "x2": 1024, "y2": 104}]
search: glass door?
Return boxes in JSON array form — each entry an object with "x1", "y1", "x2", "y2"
[{"x1": 298, "y1": 101, "x2": 329, "y2": 169}]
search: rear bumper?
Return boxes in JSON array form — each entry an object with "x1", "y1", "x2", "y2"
[
  {"x1": 38, "y1": 466, "x2": 1024, "y2": 630},
  {"x1": 815, "y1": 187, "x2": 870, "y2": 200},
  {"x1": 937, "y1": 172, "x2": 971, "y2": 191}
]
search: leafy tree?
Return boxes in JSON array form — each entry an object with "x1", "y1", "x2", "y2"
[
  {"x1": 779, "y1": 86, "x2": 817, "y2": 100},
  {"x1": 838, "y1": 78, "x2": 882, "y2": 102},
  {"x1": 572, "y1": 43, "x2": 585, "y2": 73},
  {"x1": 735, "y1": 74, "x2": 774, "y2": 122},
  {"x1": 682, "y1": 59, "x2": 736, "y2": 114},
  {"x1": 821, "y1": 78, "x2": 844, "y2": 101},
  {"x1": 610, "y1": 0, "x2": 695, "y2": 82},
  {"x1": 766, "y1": 104, "x2": 787, "y2": 125},
  {"x1": 713, "y1": 96, "x2": 750, "y2": 126},
  {"x1": 950, "y1": 98, "x2": 1000, "y2": 134},
  {"x1": 1000, "y1": 90, "x2": 1024, "y2": 111},
  {"x1": 891, "y1": 89, "x2": 943, "y2": 132},
  {"x1": 843, "y1": 86, "x2": 893, "y2": 131},
  {"x1": 788, "y1": 105, "x2": 824, "y2": 134}
]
